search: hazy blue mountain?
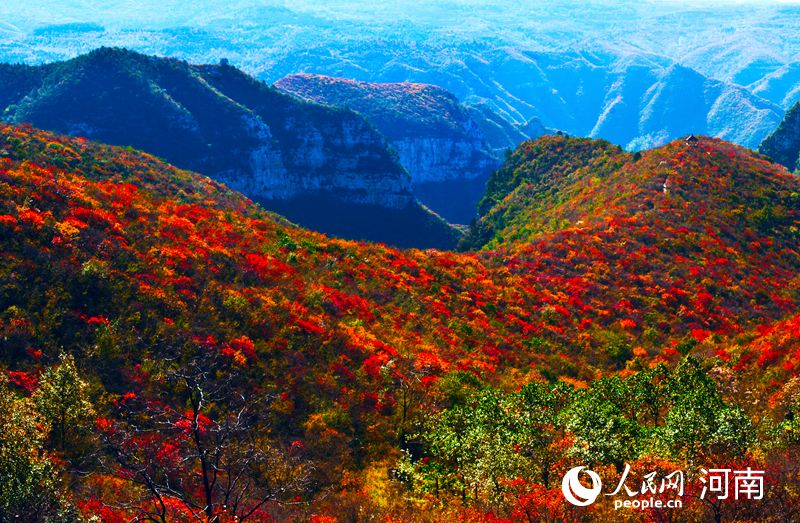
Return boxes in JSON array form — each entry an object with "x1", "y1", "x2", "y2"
[
  {"x1": 1, "y1": 1, "x2": 797, "y2": 150},
  {"x1": 266, "y1": 46, "x2": 782, "y2": 151},
  {"x1": 750, "y1": 63, "x2": 800, "y2": 108}
]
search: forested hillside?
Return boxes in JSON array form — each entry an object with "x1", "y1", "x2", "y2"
[{"x1": 1, "y1": 125, "x2": 799, "y2": 521}]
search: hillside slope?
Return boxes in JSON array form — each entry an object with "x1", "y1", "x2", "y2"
[
  {"x1": 0, "y1": 47, "x2": 459, "y2": 248},
  {"x1": 2, "y1": 125, "x2": 800, "y2": 520},
  {"x1": 464, "y1": 135, "x2": 799, "y2": 259}
]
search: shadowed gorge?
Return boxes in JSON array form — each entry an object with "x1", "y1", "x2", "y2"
[{"x1": 275, "y1": 74, "x2": 502, "y2": 223}]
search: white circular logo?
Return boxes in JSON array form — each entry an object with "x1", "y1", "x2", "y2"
[{"x1": 562, "y1": 466, "x2": 603, "y2": 506}]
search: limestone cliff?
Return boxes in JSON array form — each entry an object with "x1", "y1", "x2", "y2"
[{"x1": 275, "y1": 73, "x2": 501, "y2": 223}]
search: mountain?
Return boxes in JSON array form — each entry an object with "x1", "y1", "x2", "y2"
[
  {"x1": 462, "y1": 134, "x2": 799, "y2": 266},
  {"x1": 760, "y1": 101, "x2": 800, "y2": 173},
  {"x1": 275, "y1": 73, "x2": 501, "y2": 223},
  {"x1": 260, "y1": 46, "x2": 785, "y2": 152},
  {"x1": 463, "y1": 104, "x2": 541, "y2": 153},
  {"x1": 2, "y1": 124, "x2": 800, "y2": 520},
  {"x1": 1, "y1": 24, "x2": 789, "y2": 154},
  {"x1": 5, "y1": 1, "x2": 800, "y2": 95},
  {"x1": 747, "y1": 63, "x2": 800, "y2": 109},
  {"x1": 461, "y1": 135, "x2": 631, "y2": 250},
  {"x1": 0, "y1": 47, "x2": 459, "y2": 248}
]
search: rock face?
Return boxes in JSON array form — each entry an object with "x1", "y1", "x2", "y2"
[
  {"x1": 275, "y1": 73, "x2": 502, "y2": 223},
  {"x1": 0, "y1": 48, "x2": 459, "y2": 248},
  {"x1": 760, "y1": 101, "x2": 800, "y2": 172}
]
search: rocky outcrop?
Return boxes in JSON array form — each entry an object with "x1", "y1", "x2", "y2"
[
  {"x1": 0, "y1": 48, "x2": 459, "y2": 248},
  {"x1": 759, "y1": 101, "x2": 800, "y2": 172},
  {"x1": 195, "y1": 65, "x2": 415, "y2": 210},
  {"x1": 275, "y1": 73, "x2": 502, "y2": 223}
]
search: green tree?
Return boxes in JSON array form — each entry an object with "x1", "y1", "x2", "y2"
[
  {"x1": 658, "y1": 358, "x2": 753, "y2": 462},
  {"x1": 401, "y1": 387, "x2": 519, "y2": 503},
  {"x1": 34, "y1": 353, "x2": 95, "y2": 453},
  {"x1": 508, "y1": 381, "x2": 571, "y2": 487},
  {"x1": 0, "y1": 376, "x2": 78, "y2": 522},
  {"x1": 564, "y1": 388, "x2": 643, "y2": 471}
]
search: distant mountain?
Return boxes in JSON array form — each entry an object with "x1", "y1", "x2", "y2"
[
  {"x1": 3, "y1": 0, "x2": 800, "y2": 147},
  {"x1": 517, "y1": 116, "x2": 550, "y2": 143},
  {"x1": 260, "y1": 46, "x2": 784, "y2": 152},
  {"x1": 748, "y1": 63, "x2": 800, "y2": 109},
  {"x1": 460, "y1": 104, "x2": 535, "y2": 152},
  {"x1": 0, "y1": 47, "x2": 459, "y2": 248},
  {"x1": 673, "y1": 34, "x2": 800, "y2": 109},
  {"x1": 760, "y1": 101, "x2": 800, "y2": 173},
  {"x1": 275, "y1": 73, "x2": 501, "y2": 223}
]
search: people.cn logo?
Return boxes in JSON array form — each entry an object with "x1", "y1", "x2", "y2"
[{"x1": 562, "y1": 466, "x2": 603, "y2": 506}]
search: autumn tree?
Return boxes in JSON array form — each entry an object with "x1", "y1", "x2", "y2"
[
  {"x1": 95, "y1": 346, "x2": 310, "y2": 522},
  {"x1": 0, "y1": 375, "x2": 78, "y2": 522},
  {"x1": 34, "y1": 353, "x2": 95, "y2": 454}
]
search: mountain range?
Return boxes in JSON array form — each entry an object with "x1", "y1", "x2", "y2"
[
  {"x1": 0, "y1": 47, "x2": 460, "y2": 248},
  {"x1": 265, "y1": 45, "x2": 784, "y2": 152},
  {"x1": 2, "y1": 2, "x2": 799, "y2": 153}
]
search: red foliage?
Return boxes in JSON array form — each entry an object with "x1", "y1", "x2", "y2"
[{"x1": 6, "y1": 370, "x2": 38, "y2": 392}]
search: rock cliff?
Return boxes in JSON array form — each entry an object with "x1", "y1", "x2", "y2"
[{"x1": 275, "y1": 73, "x2": 501, "y2": 223}]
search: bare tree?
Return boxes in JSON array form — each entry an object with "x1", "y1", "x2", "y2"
[{"x1": 96, "y1": 347, "x2": 310, "y2": 522}]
